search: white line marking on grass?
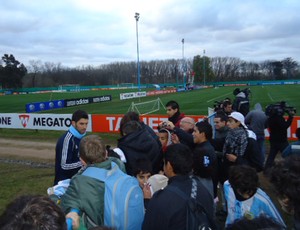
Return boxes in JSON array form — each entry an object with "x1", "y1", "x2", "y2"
[
  {"x1": 207, "y1": 92, "x2": 232, "y2": 103},
  {"x1": 268, "y1": 93, "x2": 274, "y2": 102}
]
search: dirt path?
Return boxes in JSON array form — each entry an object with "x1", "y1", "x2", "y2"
[{"x1": 0, "y1": 138, "x2": 56, "y2": 160}]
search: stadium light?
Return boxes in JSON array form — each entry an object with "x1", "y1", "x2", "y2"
[
  {"x1": 182, "y1": 38, "x2": 186, "y2": 87},
  {"x1": 134, "y1": 12, "x2": 141, "y2": 91},
  {"x1": 203, "y1": 49, "x2": 206, "y2": 85}
]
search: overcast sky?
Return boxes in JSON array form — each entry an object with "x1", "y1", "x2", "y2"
[{"x1": 1, "y1": 0, "x2": 299, "y2": 68}]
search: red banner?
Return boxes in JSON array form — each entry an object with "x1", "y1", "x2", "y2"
[
  {"x1": 91, "y1": 114, "x2": 205, "y2": 133},
  {"x1": 92, "y1": 114, "x2": 300, "y2": 140}
]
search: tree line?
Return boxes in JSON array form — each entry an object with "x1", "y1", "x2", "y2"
[{"x1": 0, "y1": 53, "x2": 299, "y2": 89}]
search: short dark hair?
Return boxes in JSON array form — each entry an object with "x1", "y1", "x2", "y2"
[
  {"x1": 215, "y1": 111, "x2": 228, "y2": 122},
  {"x1": 195, "y1": 120, "x2": 213, "y2": 141},
  {"x1": 0, "y1": 195, "x2": 66, "y2": 230},
  {"x1": 164, "y1": 143, "x2": 193, "y2": 175},
  {"x1": 79, "y1": 135, "x2": 106, "y2": 164},
  {"x1": 228, "y1": 165, "x2": 259, "y2": 196},
  {"x1": 166, "y1": 100, "x2": 180, "y2": 110},
  {"x1": 223, "y1": 100, "x2": 232, "y2": 108},
  {"x1": 132, "y1": 158, "x2": 153, "y2": 176},
  {"x1": 233, "y1": 88, "x2": 241, "y2": 96},
  {"x1": 226, "y1": 215, "x2": 285, "y2": 230},
  {"x1": 72, "y1": 110, "x2": 88, "y2": 122},
  {"x1": 121, "y1": 120, "x2": 142, "y2": 136},
  {"x1": 120, "y1": 112, "x2": 140, "y2": 136}
]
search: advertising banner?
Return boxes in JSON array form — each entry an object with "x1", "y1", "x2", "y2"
[
  {"x1": 91, "y1": 114, "x2": 205, "y2": 133},
  {"x1": 120, "y1": 91, "x2": 147, "y2": 100},
  {"x1": 146, "y1": 89, "x2": 176, "y2": 96},
  {"x1": 0, "y1": 113, "x2": 92, "y2": 131},
  {"x1": 0, "y1": 113, "x2": 299, "y2": 140},
  {"x1": 26, "y1": 100, "x2": 65, "y2": 113},
  {"x1": 64, "y1": 95, "x2": 112, "y2": 107}
]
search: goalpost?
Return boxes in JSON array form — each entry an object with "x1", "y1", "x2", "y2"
[
  {"x1": 58, "y1": 84, "x2": 80, "y2": 92},
  {"x1": 128, "y1": 98, "x2": 166, "y2": 115},
  {"x1": 118, "y1": 83, "x2": 134, "y2": 89}
]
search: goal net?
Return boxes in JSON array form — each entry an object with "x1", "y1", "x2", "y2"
[
  {"x1": 118, "y1": 83, "x2": 134, "y2": 89},
  {"x1": 58, "y1": 84, "x2": 80, "y2": 92},
  {"x1": 128, "y1": 98, "x2": 166, "y2": 115}
]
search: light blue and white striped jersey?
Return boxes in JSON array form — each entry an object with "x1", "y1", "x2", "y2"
[{"x1": 224, "y1": 180, "x2": 286, "y2": 227}]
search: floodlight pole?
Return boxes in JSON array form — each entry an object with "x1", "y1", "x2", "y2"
[
  {"x1": 203, "y1": 49, "x2": 206, "y2": 86},
  {"x1": 182, "y1": 38, "x2": 186, "y2": 88},
  {"x1": 135, "y1": 12, "x2": 141, "y2": 91}
]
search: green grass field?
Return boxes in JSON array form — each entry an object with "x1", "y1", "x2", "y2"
[{"x1": 1, "y1": 84, "x2": 299, "y2": 115}]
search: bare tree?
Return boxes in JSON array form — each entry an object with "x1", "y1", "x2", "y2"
[{"x1": 282, "y1": 57, "x2": 298, "y2": 79}]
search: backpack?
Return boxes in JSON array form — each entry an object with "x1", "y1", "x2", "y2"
[
  {"x1": 82, "y1": 162, "x2": 144, "y2": 230},
  {"x1": 167, "y1": 177, "x2": 217, "y2": 230}
]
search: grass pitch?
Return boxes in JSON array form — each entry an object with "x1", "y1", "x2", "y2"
[{"x1": 0, "y1": 84, "x2": 299, "y2": 115}]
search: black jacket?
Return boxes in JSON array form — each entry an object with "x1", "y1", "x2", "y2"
[
  {"x1": 268, "y1": 115, "x2": 293, "y2": 142},
  {"x1": 220, "y1": 137, "x2": 264, "y2": 183},
  {"x1": 118, "y1": 128, "x2": 162, "y2": 175},
  {"x1": 142, "y1": 175, "x2": 215, "y2": 230},
  {"x1": 173, "y1": 127, "x2": 195, "y2": 149}
]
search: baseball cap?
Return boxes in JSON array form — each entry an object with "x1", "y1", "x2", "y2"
[{"x1": 228, "y1": 112, "x2": 247, "y2": 129}]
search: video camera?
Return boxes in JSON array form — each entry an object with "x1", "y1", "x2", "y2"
[
  {"x1": 233, "y1": 87, "x2": 251, "y2": 99},
  {"x1": 265, "y1": 101, "x2": 296, "y2": 116},
  {"x1": 213, "y1": 98, "x2": 231, "y2": 112}
]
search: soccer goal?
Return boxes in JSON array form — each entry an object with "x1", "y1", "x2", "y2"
[
  {"x1": 118, "y1": 83, "x2": 134, "y2": 89},
  {"x1": 58, "y1": 84, "x2": 80, "y2": 92},
  {"x1": 128, "y1": 98, "x2": 166, "y2": 115}
]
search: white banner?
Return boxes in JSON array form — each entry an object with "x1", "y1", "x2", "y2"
[
  {"x1": 0, "y1": 113, "x2": 92, "y2": 131},
  {"x1": 120, "y1": 91, "x2": 147, "y2": 100}
]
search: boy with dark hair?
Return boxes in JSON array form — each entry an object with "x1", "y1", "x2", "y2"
[
  {"x1": 158, "y1": 128, "x2": 172, "y2": 153},
  {"x1": 226, "y1": 215, "x2": 286, "y2": 230},
  {"x1": 119, "y1": 111, "x2": 159, "y2": 143},
  {"x1": 142, "y1": 143, "x2": 215, "y2": 230},
  {"x1": 118, "y1": 120, "x2": 162, "y2": 176},
  {"x1": 0, "y1": 195, "x2": 67, "y2": 230},
  {"x1": 54, "y1": 109, "x2": 89, "y2": 185},
  {"x1": 193, "y1": 121, "x2": 218, "y2": 199},
  {"x1": 224, "y1": 165, "x2": 285, "y2": 227},
  {"x1": 164, "y1": 100, "x2": 185, "y2": 127}
]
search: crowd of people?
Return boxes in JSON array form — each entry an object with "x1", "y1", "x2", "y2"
[{"x1": 0, "y1": 92, "x2": 299, "y2": 230}]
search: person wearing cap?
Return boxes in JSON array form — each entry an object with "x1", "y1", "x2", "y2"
[
  {"x1": 221, "y1": 112, "x2": 264, "y2": 183},
  {"x1": 223, "y1": 112, "x2": 249, "y2": 163}
]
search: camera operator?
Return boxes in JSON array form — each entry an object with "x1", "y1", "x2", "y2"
[
  {"x1": 264, "y1": 104, "x2": 295, "y2": 173},
  {"x1": 214, "y1": 98, "x2": 233, "y2": 117},
  {"x1": 232, "y1": 88, "x2": 250, "y2": 117}
]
